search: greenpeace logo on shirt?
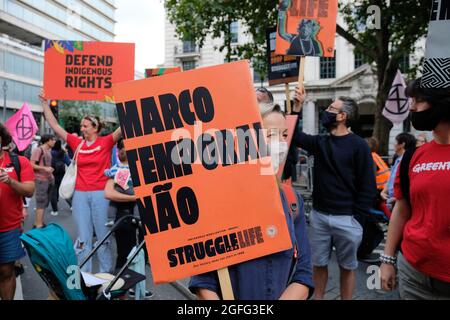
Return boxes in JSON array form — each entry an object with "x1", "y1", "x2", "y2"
[
  {"x1": 412, "y1": 161, "x2": 450, "y2": 173},
  {"x1": 79, "y1": 146, "x2": 101, "y2": 154}
]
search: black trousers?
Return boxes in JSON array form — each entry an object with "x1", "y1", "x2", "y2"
[
  {"x1": 50, "y1": 174, "x2": 64, "y2": 212},
  {"x1": 111, "y1": 202, "x2": 146, "y2": 271}
]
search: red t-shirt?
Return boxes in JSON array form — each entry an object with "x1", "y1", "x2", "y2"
[
  {"x1": 394, "y1": 141, "x2": 450, "y2": 282},
  {"x1": 0, "y1": 152, "x2": 35, "y2": 232},
  {"x1": 67, "y1": 134, "x2": 115, "y2": 191}
]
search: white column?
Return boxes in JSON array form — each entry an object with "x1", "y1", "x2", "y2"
[{"x1": 302, "y1": 99, "x2": 316, "y2": 135}]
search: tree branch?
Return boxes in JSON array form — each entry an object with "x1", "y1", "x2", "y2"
[{"x1": 336, "y1": 24, "x2": 377, "y2": 61}]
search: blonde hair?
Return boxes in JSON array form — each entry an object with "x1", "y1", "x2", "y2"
[{"x1": 258, "y1": 102, "x2": 285, "y2": 118}]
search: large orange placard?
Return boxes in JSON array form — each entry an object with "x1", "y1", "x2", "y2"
[
  {"x1": 275, "y1": 0, "x2": 338, "y2": 57},
  {"x1": 112, "y1": 61, "x2": 293, "y2": 284},
  {"x1": 43, "y1": 41, "x2": 135, "y2": 101}
]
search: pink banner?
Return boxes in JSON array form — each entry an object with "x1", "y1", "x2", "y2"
[
  {"x1": 382, "y1": 70, "x2": 411, "y2": 124},
  {"x1": 5, "y1": 103, "x2": 38, "y2": 152}
]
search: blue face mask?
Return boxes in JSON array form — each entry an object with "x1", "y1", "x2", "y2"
[{"x1": 321, "y1": 111, "x2": 338, "y2": 130}]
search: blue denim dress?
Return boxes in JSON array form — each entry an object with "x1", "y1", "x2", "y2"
[{"x1": 189, "y1": 189, "x2": 314, "y2": 300}]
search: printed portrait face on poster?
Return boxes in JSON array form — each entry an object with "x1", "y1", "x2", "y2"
[
  {"x1": 275, "y1": 0, "x2": 338, "y2": 57},
  {"x1": 113, "y1": 61, "x2": 293, "y2": 284}
]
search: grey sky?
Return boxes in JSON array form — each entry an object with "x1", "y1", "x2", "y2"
[{"x1": 115, "y1": 0, "x2": 165, "y2": 73}]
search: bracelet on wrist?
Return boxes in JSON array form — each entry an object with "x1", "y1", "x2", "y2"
[{"x1": 380, "y1": 253, "x2": 397, "y2": 265}]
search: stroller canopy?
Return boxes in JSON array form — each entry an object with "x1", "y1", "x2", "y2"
[{"x1": 21, "y1": 223, "x2": 86, "y2": 300}]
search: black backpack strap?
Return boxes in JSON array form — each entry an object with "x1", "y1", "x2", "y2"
[
  {"x1": 9, "y1": 152, "x2": 21, "y2": 182},
  {"x1": 38, "y1": 147, "x2": 46, "y2": 167},
  {"x1": 9, "y1": 152, "x2": 27, "y2": 205},
  {"x1": 399, "y1": 147, "x2": 417, "y2": 206}
]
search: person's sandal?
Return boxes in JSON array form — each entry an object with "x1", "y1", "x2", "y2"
[{"x1": 32, "y1": 224, "x2": 47, "y2": 229}]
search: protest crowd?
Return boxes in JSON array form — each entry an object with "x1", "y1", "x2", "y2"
[
  {"x1": 0, "y1": 1, "x2": 449, "y2": 303},
  {"x1": 1, "y1": 78, "x2": 449, "y2": 301}
]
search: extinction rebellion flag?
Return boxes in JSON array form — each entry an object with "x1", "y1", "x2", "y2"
[
  {"x1": 421, "y1": 0, "x2": 450, "y2": 88},
  {"x1": 383, "y1": 70, "x2": 411, "y2": 124}
]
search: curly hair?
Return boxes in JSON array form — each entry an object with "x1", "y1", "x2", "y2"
[{"x1": 0, "y1": 122, "x2": 12, "y2": 148}]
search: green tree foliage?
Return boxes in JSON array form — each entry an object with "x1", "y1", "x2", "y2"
[
  {"x1": 165, "y1": 0, "x2": 431, "y2": 153},
  {"x1": 165, "y1": 0, "x2": 279, "y2": 76},
  {"x1": 59, "y1": 100, "x2": 102, "y2": 135}
]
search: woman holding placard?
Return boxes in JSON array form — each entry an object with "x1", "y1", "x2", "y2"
[
  {"x1": 39, "y1": 93, "x2": 122, "y2": 273},
  {"x1": 189, "y1": 102, "x2": 314, "y2": 300}
]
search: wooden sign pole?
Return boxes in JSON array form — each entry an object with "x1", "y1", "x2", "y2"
[
  {"x1": 285, "y1": 83, "x2": 291, "y2": 114},
  {"x1": 298, "y1": 56, "x2": 306, "y2": 91},
  {"x1": 217, "y1": 268, "x2": 235, "y2": 300}
]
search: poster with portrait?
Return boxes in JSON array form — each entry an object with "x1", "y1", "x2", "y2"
[{"x1": 275, "y1": 0, "x2": 338, "y2": 57}]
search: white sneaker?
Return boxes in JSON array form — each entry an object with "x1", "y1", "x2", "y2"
[
  {"x1": 105, "y1": 220, "x2": 114, "y2": 227},
  {"x1": 50, "y1": 211, "x2": 59, "y2": 216}
]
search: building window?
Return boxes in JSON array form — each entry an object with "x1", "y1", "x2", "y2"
[
  {"x1": 1, "y1": 51, "x2": 43, "y2": 81},
  {"x1": 0, "y1": 77, "x2": 41, "y2": 105},
  {"x1": 253, "y1": 71, "x2": 265, "y2": 84},
  {"x1": 399, "y1": 54, "x2": 410, "y2": 73},
  {"x1": 224, "y1": 57, "x2": 238, "y2": 63},
  {"x1": 320, "y1": 52, "x2": 336, "y2": 79},
  {"x1": 182, "y1": 60, "x2": 196, "y2": 71},
  {"x1": 183, "y1": 41, "x2": 196, "y2": 53},
  {"x1": 354, "y1": 50, "x2": 370, "y2": 69},
  {"x1": 230, "y1": 21, "x2": 238, "y2": 43}
]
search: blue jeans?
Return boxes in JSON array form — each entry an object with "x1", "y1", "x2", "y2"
[
  {"x1": 72, "y1": 190, "x2": 112, "y2": 273},
  {"x1": 0, "y1": 228, "x2": 26, "y2": 264}
]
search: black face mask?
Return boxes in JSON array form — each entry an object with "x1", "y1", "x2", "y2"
[
  {"x1": 411, "y1": 107, "x2": 443, "y2": 131},
  {"x1": 321, "y1": 111, "x2": 338, "y2": 130}
]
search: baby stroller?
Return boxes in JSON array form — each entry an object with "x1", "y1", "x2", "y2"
[{"x1": 20, "y1": 215, "x2": 146, "y2": 300}]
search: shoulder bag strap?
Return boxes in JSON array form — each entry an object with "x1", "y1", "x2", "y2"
[
  {"x1": 73, "y1": 140, "x2": 85, "y2": 164},
  {"x1": 38, "y1": 147, "x2": 47, "y2": 167},
  {"x1": 281, "y1": 183, "x2": 299, "y2": 218}
]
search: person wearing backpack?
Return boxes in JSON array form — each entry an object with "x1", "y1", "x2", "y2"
[
  {"x1": 30, "y1": 134, "x2": 56, "y2": 229},
  {"x1": 189, "y1": 102, "x2": 314, "y2": 300},
  {"x1": 0, "y1": 123, "x2": 35, "y2": 300},
  {"x1": 380, "y1": 79, "x2": 450, "y2": 299},
  {"x1": 50, "y1": 140, "x2": 71, "y2": 216}
]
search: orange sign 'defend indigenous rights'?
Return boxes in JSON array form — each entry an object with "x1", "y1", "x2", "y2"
[
  {"x1": 44, "y1": 41, "x2": 135, "y2": 101},
  {"x1": 112, "y1": 61, "x2": 293, "y2": 284},
  {"x1": 275, "y1": 0, "x2": 338, "y2": 57}
]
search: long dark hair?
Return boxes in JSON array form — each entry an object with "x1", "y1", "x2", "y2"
[
  {"x1": 0, "y1": 122, "x2": 12, "y2": 148},
  {"x1": 52, "y1": 140, "x2": 65, "y2": 158}
]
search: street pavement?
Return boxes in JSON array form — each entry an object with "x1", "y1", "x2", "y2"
[
  {"x1": 19, "y1": 196, "x2": 189, "y2": 300},
  {"x1": 16, "y1": 196, "x2": 399, "y2": 300}
]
